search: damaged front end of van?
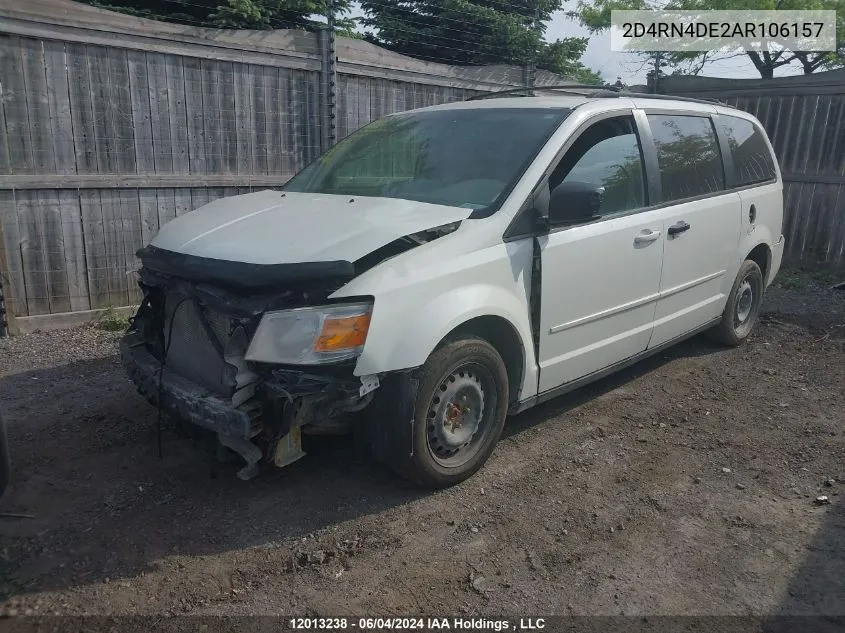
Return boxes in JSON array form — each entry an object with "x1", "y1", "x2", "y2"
[{"x1": 120, "y1": 190, "x2": 467, "y2": 479}]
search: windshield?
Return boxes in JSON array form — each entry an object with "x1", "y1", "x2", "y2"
[{"x1": 283, "y1": 107, "x2": 571, "y2": 211}]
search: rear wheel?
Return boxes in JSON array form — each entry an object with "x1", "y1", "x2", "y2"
[
  {"x1": 392, "y1": 336, "x2": 509, "y2": 488},
  {"x1": 710, "y1": 259, "x2": 764, "y2": 346}
]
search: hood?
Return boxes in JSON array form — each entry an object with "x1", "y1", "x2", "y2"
[{"x1": 150, "y1": 190, "x2": 473, "y2": 265}]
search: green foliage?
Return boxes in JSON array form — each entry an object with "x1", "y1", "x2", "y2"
[
  {"x1": 570, "y1": 0, "x2": 845, "y2": 77},
  {"x1": 211, "y1": 0, "x2": 269, "y2": 28},
  {"x1": 85, "y1": 0, "x2": 600, "y2": 80},
  {"x1": 539, "y1": 38, "x2": 605, "y2": 83},
  {"x1": 771, "y1": 269, "x2": 807, "y2": 289},
  {"x1": 82, "y1": 0, "x2": 354, "y2": 31},
  {"x1": 360, "y1": 0, "x2": 602, "y2": 80},
  {"x1": 672, "y1": 0, "x2": 845, "y2": 75},
  {"x1": 772, "y1": 266, "x2": 843, "y2": 288},
  {"x1": 575, "y1": 0, "x2": 650, "y2": 33},
  {"x1": 95, "y1": 307, "x2": 131, "y2": 332}
]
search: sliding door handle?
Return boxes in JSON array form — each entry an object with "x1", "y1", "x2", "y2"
[{"x1": 668, "y1": 221, "x2": 691, "y2": 237}]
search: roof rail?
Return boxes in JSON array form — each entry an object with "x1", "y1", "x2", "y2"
[
  {"x1": 465, "y1": 84, "x2": 620, "y2": 100},
  {"x1": 466, "y1": 85, "x2": 729, "y2": 108},
  {"x1": 617, "y1": 91, "x2": 729, "y2": 107}
]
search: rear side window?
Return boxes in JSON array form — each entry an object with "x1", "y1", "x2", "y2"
[
  {"x1": 647, "y1": 114, "x2": 725, "y2": 202},
  {"x1": 716, "y1": 115, "x2": 777, "y2": 186}
]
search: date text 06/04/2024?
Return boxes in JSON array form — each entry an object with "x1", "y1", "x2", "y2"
[{"x1": 288, "y1": 618, "x2": 548, "y2": 630}]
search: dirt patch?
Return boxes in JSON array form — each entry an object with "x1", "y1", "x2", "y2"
[{"x1": 0, "y1": 280, "x2": 843, "y2": 616}]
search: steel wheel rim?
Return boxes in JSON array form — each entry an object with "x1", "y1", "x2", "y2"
[
  {"x1": 425, "y1": 362, "x2": 496, "y2": 468},
  {"x1": 735, "y1": 278, "x2": 754, "y2": 327}
]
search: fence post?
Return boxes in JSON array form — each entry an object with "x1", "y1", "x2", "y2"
[
  {"x1": 0, "y1": 222, "x2": 17, "y2": 337},
  {"x1": 524, "y1": 0, "x2": 540, "y2": 90},
  {"x1": 0, "y1": 271, "x2": 6, "y2": 338},
  {"x1": 319, "y1": 2, "x2": 338, "y2": 152},
  {"x1": 650, "y1": 52, "x2": 662, "y2": 94},
  {"x1": 524, "y1": 60, "x2": 535, "y2": 90}
]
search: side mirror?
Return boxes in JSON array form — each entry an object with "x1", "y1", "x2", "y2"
[{"x1": 548, "y1": 181, "x2": 604, "y2": 226}]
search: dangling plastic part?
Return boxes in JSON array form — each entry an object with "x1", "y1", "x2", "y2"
[
  {"x1": 273, "y1": 426, "x2": 306, "y2": 469},
  {"x1": 218, "y1": 432, "x2": 262, "y2": 481}
]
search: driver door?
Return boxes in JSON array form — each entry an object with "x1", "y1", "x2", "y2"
[{"x1": 537, "y1": 112, "x2": 665, "y2": 393}]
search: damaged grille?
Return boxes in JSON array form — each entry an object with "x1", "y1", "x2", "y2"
[
  {"x1": 164, "y1": 294, "x2": 236, "y2": 396},
  {"x1": 135, "y1": 250, "x2": 352, "y2": 404}
]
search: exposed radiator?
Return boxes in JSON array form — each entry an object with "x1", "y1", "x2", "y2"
[{"x1": 163, "y1": 295, "x2": 235, "y2": 396}]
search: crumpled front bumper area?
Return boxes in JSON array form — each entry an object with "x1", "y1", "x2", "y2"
[{"x1": 120, "y1": 332, "x2": 253, "y2": 440}]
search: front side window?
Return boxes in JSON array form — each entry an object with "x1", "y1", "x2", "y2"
[
  {"x1": 549, "y1": 115, "x2": 646, "y2": 216},
  {"x1": 647, "y1": 114, "x2": 725, "y2": 202},
  {"x1": 716, "y1": 115, "x2": 777, "y2": 186},
  {"x1": 284, "y1": 108, "x2": 571, "y2": 211}
]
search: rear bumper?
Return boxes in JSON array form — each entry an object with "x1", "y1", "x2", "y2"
[{"x1": 120, "y1": 332, "x2": 253, "y2": 440}]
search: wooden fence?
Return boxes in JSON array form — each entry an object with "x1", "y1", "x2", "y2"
[
  {"x1": 656, "y1": 71, "x2": 845, "y2": 269},
  {"x1": 0, "y1": 0, "x2": 572, "y2": 327},
  {"x1": 4, "y1": 1, "x2": 842, "y2": 330}
]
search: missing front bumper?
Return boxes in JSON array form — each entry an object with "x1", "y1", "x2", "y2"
[
  {"x1": 121, "y1": 330, "x2": 375, "y2": 479},
  {"x1": 120, "y1": 332, "x2": 254, "y2": 440},
  {"x1": 122, "y1": 259, "x2": 373, "y2": 479}
]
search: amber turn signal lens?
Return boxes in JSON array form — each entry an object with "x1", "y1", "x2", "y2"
[{"x1": 313, "y1": 311, "x2": 372, "y2": 352}]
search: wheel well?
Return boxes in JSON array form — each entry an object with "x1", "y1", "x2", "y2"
[
  {"x1": 747, "y1": 243, "x2": 771, "y2": 283},
  {"x1": 448, "y1": 316, "x2": 525, "y2": 404}
]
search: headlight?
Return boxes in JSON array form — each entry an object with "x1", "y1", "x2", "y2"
[{"x1": 245, "y1": 302, "x2": 373, "y2": 365}]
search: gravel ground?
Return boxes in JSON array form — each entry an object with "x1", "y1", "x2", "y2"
[{"x1": 0, "y1": 271, "x2": 843, "y2": 618}]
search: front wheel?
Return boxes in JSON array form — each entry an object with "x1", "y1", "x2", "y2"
[
  {"x1": 393, "y1": 336, "x2": 509, "y2": 488},
  {"x1": 709, "y1": 259, "x2": 764, "y2": 346}
]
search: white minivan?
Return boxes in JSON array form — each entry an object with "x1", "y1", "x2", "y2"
[{"x1": 122, "y1": 89, "x2": 784, "y2": 487}]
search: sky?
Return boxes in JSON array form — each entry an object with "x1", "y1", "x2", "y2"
[
  {"x1": 545, "y1": 6, "x2": 809, "y2": 84},
  {"x1": 349, "y1": 2, "x2": 811, "y2": 85}
]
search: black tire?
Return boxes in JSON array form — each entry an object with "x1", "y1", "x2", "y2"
[
  {"x1": 389, "y1": 336, "x2": 509, "y2": 488},
  {"x1": 709, "y1": 259, "x2": 764, "y2": 346}
]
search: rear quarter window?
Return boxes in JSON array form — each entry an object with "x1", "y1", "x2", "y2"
[{"x1": 716, "y1": 115, "x2": 777, "y2": 187}]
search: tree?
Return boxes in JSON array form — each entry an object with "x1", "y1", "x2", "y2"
[
  {"x1": 672, "y1": 0, "x2": 845, "y2": 76},
  {"x1": 84, "y1": 0, "x2": 602, "y2": 81},
  {"x1": 360, "y1": 0, "x2": 603, "y2": 83},
  {"x1": 82, "y1": 0, "x2": 356, "y2": 33},
  {"x1": 539, "y1": 38, "x2": 605, "y2": 83},
  {"x1": 570, "y1": 0, "x2": 845, "y2": 78}
]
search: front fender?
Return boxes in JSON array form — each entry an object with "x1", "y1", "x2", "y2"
[
  {"x1": 335, "y1": 239, "x2": 539, "y2": 401},
  {"x1": 356, "y1": 284, "x2": 537, "y2": 399}
]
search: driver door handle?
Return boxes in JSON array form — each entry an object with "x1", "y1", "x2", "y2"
[{"x1": 634, "y1": 229, "x2": 662, "y2": 244}]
